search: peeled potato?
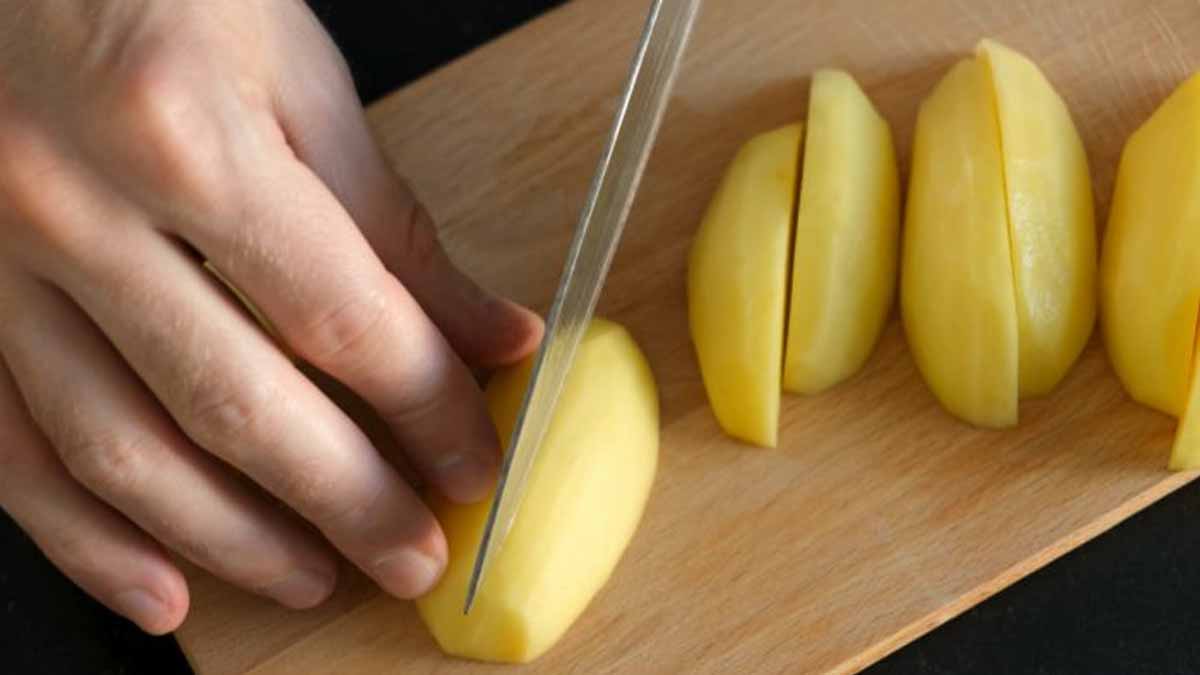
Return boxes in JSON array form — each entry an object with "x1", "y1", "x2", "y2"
[
  {"x1": 902, "y1": 40, "x2": 1095, "y2": 427},
  {"x1": 903, "y1": 57, "x2": 1019, "y2": 427},
  {"x1": 1101, "y1": 72, "x2": 1200, "y2": 469},
  {"x1": 784, "y1": 69, "x2": 900, "y2": 394},
  {"x1": 688, "y1": 123, "x2": 802, "y2": 447},
  {"x1": 980, "y1": 39, "x2": 1097, "y2": 398},
  {"x1": 416, "y1": 318, "x2": 659, "y2": 662}
]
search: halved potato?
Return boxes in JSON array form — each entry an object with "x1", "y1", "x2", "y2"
[
  {"x1": 688, "y1": 123, "x2": 802, "y2": 447},
  {"x1": 784, "y1": 69, "x2": 900, "y2": 394},
  {"x1": 1100, "y1": 72, "x2": 1200, "y2": 469},
  {"x1": 416, "y1": 318, "x2": 659, "y2": 662},
  {"x1": 903, "y1": 41, "x2": 1095, "y2": 427}
]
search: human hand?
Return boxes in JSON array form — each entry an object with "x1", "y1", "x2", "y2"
[{"x1": 0, "y1": 0, "x2": 541, "y2": 634}]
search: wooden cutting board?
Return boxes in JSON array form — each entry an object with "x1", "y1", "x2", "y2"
[{"x1": 175, "y1": 1, "x2": 1200, "y2": 672}]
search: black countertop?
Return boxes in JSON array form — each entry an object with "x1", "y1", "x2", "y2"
[{"x1": 4, "y1": 3, "x2": 1200, "y2": 673}]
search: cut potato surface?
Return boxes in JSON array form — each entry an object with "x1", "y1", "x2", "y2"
[
  {"x1": 688, "y1": 123, "x2": 802, "y2": 447},
  {"x1": 784, "y1": 69, "x2": 900, "y2": 395},
  {"x1": 979, "y1": 39, "x2": 1096, "y2": 398},
  {"x1": 690, "y1": 72, "x2": 899, "y2": 445},
  {"x1": 902, "y1": 57, "x2": 1019, "y2": 427},
  {"x1": 416, "y1": 318, "x2": 659, "y2": 662},
  {"x1": 692, "y1": 48, "x2": 1091, "y2": 438},
  {"x1": 1100, "y1": 72, "x2": 1200, "y2": 469}
]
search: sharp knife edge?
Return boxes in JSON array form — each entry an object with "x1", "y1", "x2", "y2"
[{"x1": 464, "y1": 0, "x2": 702, "y2": 614}]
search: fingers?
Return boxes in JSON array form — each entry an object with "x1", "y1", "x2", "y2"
[
  {"x1": 48, "y1": 227, "x2": 448, "y2": 599},
  {"x1": 0, "y1": 275, "x2": 337, "y2": 609},
  {"x1": 366, "y1": 186, "x2": 545, "y2": 369},
  {"x1": 0, "y1": 362, "x2": 188, "y2": 635},
  {"x1": 268, "y1": 40, "x2": 543, "y2": 368},
  {"x1": 181, "y1": 149, "x2": 504, "y2": 505}
]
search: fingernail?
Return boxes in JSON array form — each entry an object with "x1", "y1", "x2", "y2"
[
  {"x1": 473, "y1": 293, "x2": 544, "y2": 363},
  {"x1": 489, "y1": 296, "x2": 542, "y2": 332},
  {"x1": 375, "y1": 549, "x2": 443, "y2": 598},
  {"x1": 264, "y1": 568, "x2": 334, "y2": 609},
  {"x1": 436, "y1": 452, "x2": 497, "y2": 504},
  {"x1": 114, "y1": 589, "x2": 169, "y2": 634}
]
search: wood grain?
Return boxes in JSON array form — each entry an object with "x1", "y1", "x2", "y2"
[{"x1": 176, "y1": 0, "x2": 1200, "y2": 673}]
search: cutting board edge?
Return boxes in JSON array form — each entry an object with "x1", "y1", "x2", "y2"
[
  {"x1": 832, "y1": 468, "x2": 1200, "y2": 675},
  {"x1": 223, "y1": 467, "x2": 1199, "y2": 675}
]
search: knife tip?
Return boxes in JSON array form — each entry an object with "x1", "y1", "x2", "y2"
[{"x1": 463, "y1": 572, "x2": 481, "y2": 615}]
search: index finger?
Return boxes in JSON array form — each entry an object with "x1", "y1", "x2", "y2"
[{"x1": 180, "y1": 147, "x2": 502, "y2": 506}]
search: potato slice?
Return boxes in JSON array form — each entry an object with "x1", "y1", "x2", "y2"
[
  {"x1": 902, "y1": 58, "x2": 1019, "y2": 427},
  {"x1": 1100, "y1": 73, "x2": 1200, "y2": 469},
  {"x1": 416, "y1": 318, "x2": 659, "y2": 662},
  {"x1": 784, "y1": 69, "x2": 899, "y2": 394},
  {"x1": 688, "y1": 123, "x2": 802, "y2": 447},
  {"x1": 979, "y1": 39, "x2": 1096, "y2": 397}
]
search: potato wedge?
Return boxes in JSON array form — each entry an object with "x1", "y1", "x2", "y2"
[
  {"x1": 688, "y1": 123, "x2": 802, "y2": 447},
  {"x1": 1100, "y1": 72, "x2": 1200, "y2": 469},
  {"x1": 416, "y1": 318, "x2": 659, "y2": 662},
  {"x1": 902, "y1": 58, "x2": 1020, "y2": 427},
  {"x1": 980, "y1": 39, "x2": 1096, "y2": 397},
  {"x1": 784, "y1": 69, "x2": 899, "y2": 394}
]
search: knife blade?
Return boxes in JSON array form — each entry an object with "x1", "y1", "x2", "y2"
[{"x1": 463, "y1": 0, "x2": 702, "y2": 614}]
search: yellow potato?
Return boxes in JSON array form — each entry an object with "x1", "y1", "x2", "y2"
[
  {"x1": 902, "y1": 58, "x2": 1019, "y2": 427},
  {"x1": 903, "y1": 41, "x2": 1096, "y2": 427},
  {"x1": 416, "y1": 318, "x2": 659, "y2": 662},
  {"x1": 979, "y1": 39, "x2": 1096, "y2": 397},
  {"x1": 688, "y1": 123, "x2": 802, "y2": 447},
  {"x1": 1100, "y1": 72, "x2": 1200, "y2": 469},
  {"x1": 784, "y1": 69, "x2": 899, "y2": 394}
]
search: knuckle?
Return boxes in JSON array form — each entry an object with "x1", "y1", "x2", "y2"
[
  {"x1": 111, "y1": 59, "x2": 226, "y2": 208},
  {"x1": 0, "y1": 124, "x2": 91, "y2": 257},
  {"x1": 44, "y1": 528, "x2": 98, "y2": 582},
  {"x1": 399, "y1": 200, "x2": 445, "y2": 273},
  {"x1": 297, "y1": 286, "x2": 392, "y2": 368},
  {"x1": 114, "y1": 56, "x2": 193, "y2": 137},
  {"x1": 311, "y1": 38, "x2": 357, "y2": 93},
  {"x1": 169, "y1": 531, "x2": 217, "y2": 568},
  {"x1": 379, "y1": 380, "x2": 447, "y2": 432},
  {"x1": 181, "y1": 371, "x2": 277, "y2": 451},
  {"x1": 278, "y1": 455, "x2": 365, "y2": 527},
  {"x1": 297, "y1": 58, "x2": 355, "y2": 120},
  {"x1": 56, "y1": 429, "x2": 150, "y2": 498}
]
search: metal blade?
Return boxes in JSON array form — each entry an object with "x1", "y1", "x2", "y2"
[{"x1": 463, "y1": 0, "x2": 702, "y2": 614}]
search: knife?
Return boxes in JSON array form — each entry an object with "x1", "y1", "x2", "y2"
[{"x1": 463, "y1": 0, "x2": 702, "y2": 614}]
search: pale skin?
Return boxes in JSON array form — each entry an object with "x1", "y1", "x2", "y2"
[{"x1": 0, "y1": 0, "x2": 544, "y2": 635}]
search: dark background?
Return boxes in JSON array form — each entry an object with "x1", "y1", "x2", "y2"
[{"x1": 4, "y1": 2, "x2": 1200, "y2": 673}]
